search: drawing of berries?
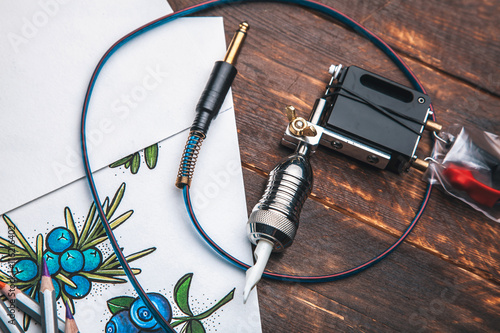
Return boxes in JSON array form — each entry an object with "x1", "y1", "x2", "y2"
[
  {"x1": 12, "y1": 259, "x2": 38, "y2": 281},
  {"x1": 46, "y1": 227, "x2": 74, "y2": 253},
  {"x1": 0, "y1": 183, "x2": 155, "y2": 331},
  {"x1": 105, "y1": 273, "x2": 235, "y2": 332}
]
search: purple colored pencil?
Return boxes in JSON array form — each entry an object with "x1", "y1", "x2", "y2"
[{"x1": 64, "y1": 302, "x2": 80, "y2": 333}]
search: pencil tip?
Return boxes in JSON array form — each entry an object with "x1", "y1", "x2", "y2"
[
  {"x1": 0, "y1": 280, "x2": 5, "y2": 288},
  {"x1": 42, "y1": 257, "x2": 50, "y2": 277},
  {"x1": 65, "y1": 301, "x2": 74, "y2": 319}
]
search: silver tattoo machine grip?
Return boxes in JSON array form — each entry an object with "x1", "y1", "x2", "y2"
[{"x1": 247, "y1": 142, "x2": 314, "y2": 252}]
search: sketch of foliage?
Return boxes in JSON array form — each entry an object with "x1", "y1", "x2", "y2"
[
  {"x1": 105, "y1": 273, "x2": 235, "y2": 332},
  {"x1": 110, "y1": 143, "x2": 159, "y2": 174},
  {"x1": 0, "y1": 183, "x2": 155, "y2": 331}
]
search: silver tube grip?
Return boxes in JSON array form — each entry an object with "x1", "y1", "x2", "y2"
[{"x1": 247, "y1": 150, "x2": 313, "y2": 252}]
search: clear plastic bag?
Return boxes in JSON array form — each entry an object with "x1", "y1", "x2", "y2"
[{"x1": 425, "y1": 125, "x2": 500, "y2": 222}]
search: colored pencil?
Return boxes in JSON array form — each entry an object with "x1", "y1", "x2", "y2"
[
  {"x1": 0, "y1": 298, "x2": 23, "y2": 333},
  {"x1": 0, "y1": 281, "x2": 65, "y2": 332},
  {"x1": 64, "y1": 302, "x2": 80, "y2": 333},
  {"x1": 40, "y1": 258, "x2": 58, "y2": 333}
]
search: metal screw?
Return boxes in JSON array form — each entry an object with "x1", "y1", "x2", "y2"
[
  {"x1": 418, "y1": 97, "x2": 425, "y2": 104},
  {"x1": 328, "y1": 64, "x2": 343, "y2": 80},
  {"x1": 331, "y1": 141, "x2": 343, "y2": 149},
  {"x1": 367, "y1": 155, "x2": 379, "y2": 164}
]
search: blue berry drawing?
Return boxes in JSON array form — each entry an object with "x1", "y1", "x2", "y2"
[
  {"x1": 0, "y1": 183, "x2": 155, "y2": 331},
  {"x1": 110, "y1": 143, "x2": 159, "y2": 174},
  {"x1": 105, "y1": 273, "x2": 235, "y2": 333}
]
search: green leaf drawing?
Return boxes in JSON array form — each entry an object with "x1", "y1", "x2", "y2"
[
  {"x1": 77, "y1": 202, "x2": 96, "y2": 248},
  {"x1": 79, "y1": 272, "x2": 127, "y2": 283},
  {"x1": 145, "y1": 143, "x2": 159, "y2": 169},
  {"x1": 80, "y1": 185, "x2": 133, "y2": 251},
  {"x1": 109, "y1": 143, "x2": 159, "y2": 174},
  {"x1": 130, "y1": 153, "x2": 140, "y2": 174},
  {"x1": 183, "y1": 319, "x2": 206, "y2": 333},
  {"x1": 174, "y1": 273, "x2": 194, "y2": 316},
  {"x1": 93, "y1": 268, "x2": 141, "y2": 276},
  {"x1": 65, "y1": 207, "x2": 79, "y2": 243},
  {"x1": 106, "y1": 183, "x2": 126, "y2": 219},
  {"x1": 0, "y1": 238, "x2": 28, "y2": 257},
  {"x1": 109, "y1": 154, "x2": 133, "y2": 168},
  {"x1": 55, "y1": 273, "x2": 77, "y2": 288},
  {"x1": 110, "y1": 155, "x2": 131, "y2": 168},
  {"x1": 35, "y1": 234, "x2": 43, "y2": 269},
  {"x1": 192, "y1": 288, "x2": 235, "y2": 321},
  {"x1": 80, "y1": 236, "x2": 109, "y2": 250},
  {"x1": 99, "y1": 247, "x2": 156, "y2": 270},
  {"x1": 0, "y1": 269, "x2": 11, "y2": 281},
  {"x1": 107, "y1": 296, "x2": 136, "y2": 315},
  {"x1": 172, "y1": 288, "x2": 235, "y2": 328},
  {"x1": 2, "y1": 215, "x2": 36, "y2": 259}
]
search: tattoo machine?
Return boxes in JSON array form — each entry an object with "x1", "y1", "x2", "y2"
[
  {"x1": 172, "y1": 21, "x2": 498, "y2": 303},
  {"x1": 243, "y1": 64, "x2": 442, "y2": 301}
]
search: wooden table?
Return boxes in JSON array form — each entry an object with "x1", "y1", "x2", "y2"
[{"x1": 169, "y1": 0, "x2": 499, "y2": 331}]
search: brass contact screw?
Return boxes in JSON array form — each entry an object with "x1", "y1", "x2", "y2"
[{"x1": 285, "y1": 105, "x2": 317, "y2": 137}]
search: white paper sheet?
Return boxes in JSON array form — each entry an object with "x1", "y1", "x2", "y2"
[
  {"x1": 1, "y1": 3, "x2": 263, "y2": 331},
  {"x1": 0, "y1": 109, "x2": 262, "y2": 332},
  {"x1": 0, "y1": 2, "x2": 233, "y2": 215}
]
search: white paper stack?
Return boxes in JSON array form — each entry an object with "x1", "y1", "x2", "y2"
[{"x1": 0, "y1": 2, "x2": 262, "y2": 332}]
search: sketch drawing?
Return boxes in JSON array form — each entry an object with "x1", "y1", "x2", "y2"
[
  {"x1": 0, "y1": 183, "x2": 155, "y2": 330},
  {"x1": 110, "y1": 143, "x2": 159, "y2": 174},
  {"x1": 105, "y1": 273, "x2": 235, "y2": 333}
]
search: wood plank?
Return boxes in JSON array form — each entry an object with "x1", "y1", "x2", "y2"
[
  {"x1": 243, "y1": 169, "x2": 500, "y2": 332},
  {"x1": 258, "y1": 283, "x2": 397, "y2": 332},
  {"x1": 169, "y1": 0, "x2": 500, "y2": 93},
  {"x1": 234, "y1": 44, "x2": 500, "y2": 283},
  {"x1": 358, "y1": 0, "x2": 500, "y2": 94},
  {"x1": 164, "y1": 1, "x2": 500, "y2": 331}
]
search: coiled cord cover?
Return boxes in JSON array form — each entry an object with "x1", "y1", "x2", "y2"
[{"x1": 176, "y1": 131, "x2": 205, "y2": 188}]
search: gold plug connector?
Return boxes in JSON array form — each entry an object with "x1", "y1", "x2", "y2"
[{"x1": 223, "y1": 21, "x2": 249, "y2": 65}]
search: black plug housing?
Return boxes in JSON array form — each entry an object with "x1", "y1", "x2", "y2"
[{"x1": 191, "y1": 61, "x2": 237, "y2": 133}]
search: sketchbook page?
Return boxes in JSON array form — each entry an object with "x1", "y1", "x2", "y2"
[
  {"x1": 0, "y1": 2, "x2": 231, "y2": 214},
  {"x1": 0, "y1": 108, "x2": 263, "y2": 332},
  {"x1": 0, "y1": 0, "x2": 172, "y2": 213}
]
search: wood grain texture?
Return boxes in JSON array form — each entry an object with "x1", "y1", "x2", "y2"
[{"x1": 167, "y1": 0, "x2": 499, "y2": 331}]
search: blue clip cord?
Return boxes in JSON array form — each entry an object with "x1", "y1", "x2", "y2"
[{"x1": 81, "y1": 0, "x2": 435, "y2": 331}]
